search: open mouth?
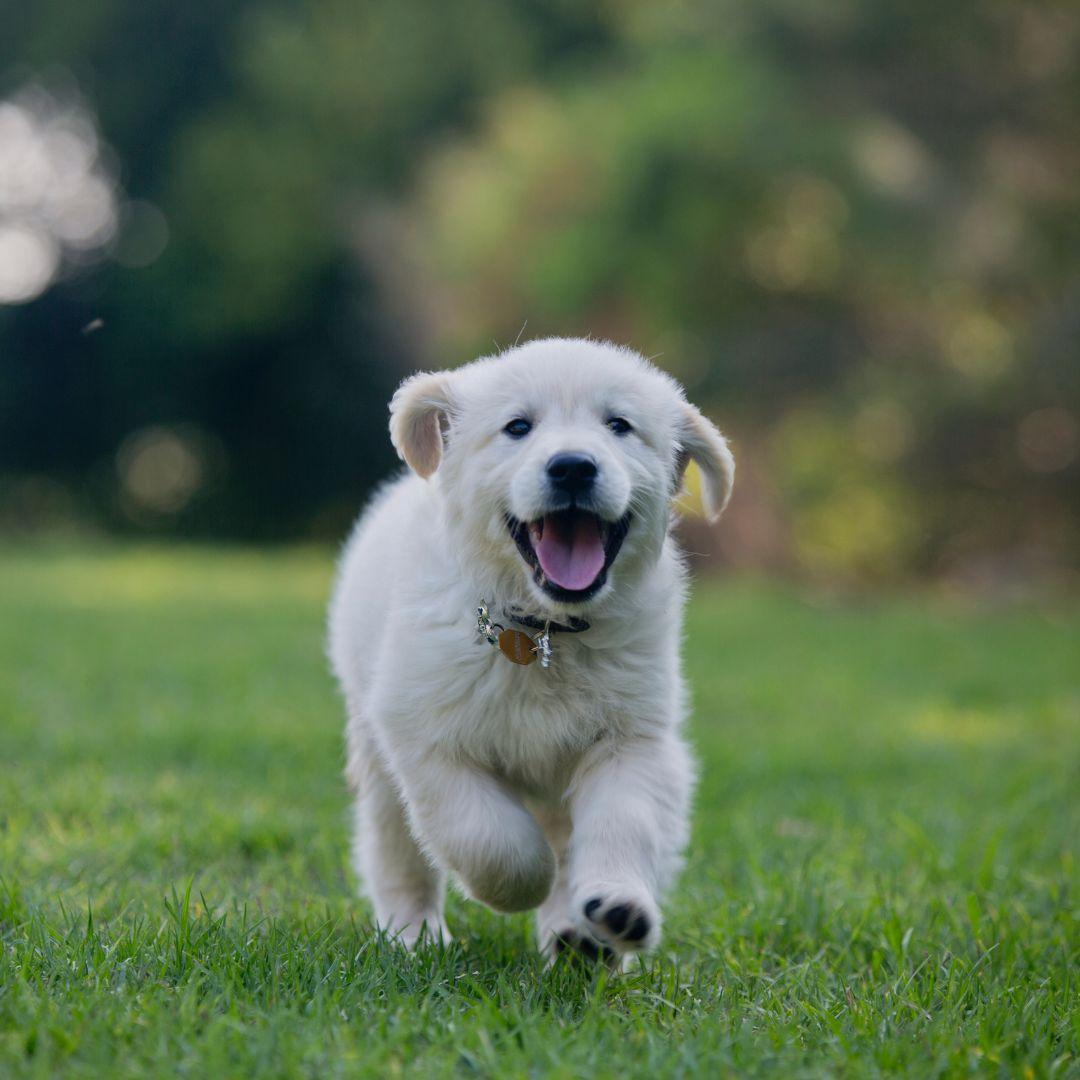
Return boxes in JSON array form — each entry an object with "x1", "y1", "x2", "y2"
[{"x1": 506, "y1": 509, "x2": 631, "y2": 602}]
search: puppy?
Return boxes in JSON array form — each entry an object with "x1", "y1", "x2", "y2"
[{"x1": 328, "y1": 338, "x2": 733, "y2": 961}]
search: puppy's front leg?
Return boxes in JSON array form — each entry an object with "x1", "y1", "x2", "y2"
[
  {"x1": 568, "y1": 734, "x2": 693, "y2": 954},
  {"x1": 397, "y1": 751, "x2": 556, "y2": 913}
]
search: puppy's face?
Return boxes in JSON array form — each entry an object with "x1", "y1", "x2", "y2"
[{"x1": 390, "y1": 339, "x2": 733, "y2": 611}]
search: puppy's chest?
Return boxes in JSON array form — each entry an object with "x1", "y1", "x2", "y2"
[{"x1": 441, "y1": 639, "x2": 653, "y2": 781}]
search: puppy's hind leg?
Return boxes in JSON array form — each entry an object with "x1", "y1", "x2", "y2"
[{"x1": 348, "y1": 726, "x2": 448, "y2": 947}]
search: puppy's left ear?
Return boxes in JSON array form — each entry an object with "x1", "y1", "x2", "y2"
[
  {"x1": 676, "y1": 402, "x2": 735, "y2": 522},
  {"x1": 389, "y1": 371, "x2": 455, "y2": 478}
]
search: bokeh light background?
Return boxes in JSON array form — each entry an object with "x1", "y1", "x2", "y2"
[{"x1": 2, "y1": 1, "x2": 1077, "y2": 587}]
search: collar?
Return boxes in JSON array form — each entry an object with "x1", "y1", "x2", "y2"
[
  {"x1": 476, "y1": 600, "x2": 589, "y2": 669},
  {"x1": 501, "y1": 606, "x2": 590, "y2": 635}
]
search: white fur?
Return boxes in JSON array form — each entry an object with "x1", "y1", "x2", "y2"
[{"x1": 327, "y1": 338, "x2": 733, "y2": 958}]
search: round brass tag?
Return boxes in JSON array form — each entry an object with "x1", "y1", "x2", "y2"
[{"x1": 498, "y1": 628, "x2": 537, "y2": 665}]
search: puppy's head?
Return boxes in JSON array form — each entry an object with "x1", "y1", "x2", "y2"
[{"x1": 390, "y1": 339, "x2": 733, "y2": 611}]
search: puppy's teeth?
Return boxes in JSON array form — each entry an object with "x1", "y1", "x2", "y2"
[{"x1": 529, "y1": 521, "x2": 543, "y2": 543}]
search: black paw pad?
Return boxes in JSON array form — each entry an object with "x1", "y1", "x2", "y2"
[
  {"x1": 552, "y1": 930, "x2": 578, "y2": 955},
  {"x1": 582, "y1": 896, "x2": 654, "y2": 948},
  {"x1": 604, "y1": 904, "x2": 630, "y2": 933},
  {"x1": 551, "y1": 929, "x2": 615, "y2": 965},
  {"x1": 578, "y1": 937, "x2": 603, "y2": 962}
]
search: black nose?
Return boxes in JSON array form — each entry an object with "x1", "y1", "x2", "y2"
[{"x1": 546, "y1": 452, "x2": 598, "y2": 497}]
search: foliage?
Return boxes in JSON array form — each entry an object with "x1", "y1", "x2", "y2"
[
  {"x1": 1, "y1": 2, "x2": 1078, "y2": 575},
  {"x1": 402, "y1": 3, "x2": 1080, "y2": 577},
  {"x1": 1, "y1": 546, "x2": 1077, "y2": 1075}
]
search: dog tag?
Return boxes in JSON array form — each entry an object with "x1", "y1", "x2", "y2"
[{"x1": 498, "y1": 628, "x2": 537, "y2": 665}]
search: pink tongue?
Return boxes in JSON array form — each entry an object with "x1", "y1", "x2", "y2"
[{"x1": 534, "y1": 514, "x2": 606, "y2": 591}]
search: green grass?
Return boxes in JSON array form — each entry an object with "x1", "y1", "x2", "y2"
[{"x1": 1, "y1": 546, "x2": 1077, "y2": 1078}]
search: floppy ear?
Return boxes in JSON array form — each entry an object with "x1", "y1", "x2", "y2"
[
  {"x1": 389, "y1": 371, "x2": 455, "y2": 479},
  {"x1": 675, "y1": 402, "x2": 735, "y2": 522}
]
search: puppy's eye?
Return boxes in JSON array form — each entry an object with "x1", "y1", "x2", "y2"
[
  {"x1": 606, "y1": 416, "x2": 633, "y2": 435},
  {"x1": 504, "y1": 418, "x2": 532, "y2": 438}
]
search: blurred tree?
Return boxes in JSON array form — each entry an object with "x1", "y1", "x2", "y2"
[
  {"x1": 398, "y1": 0, "x2": 1080, "y2": 578},
  {"x1": 0, "y1": 0, "x2": 1077, "y2": 579},
  {"x1": 1, "y1": 0, "x2": 616, "y2": 537}
]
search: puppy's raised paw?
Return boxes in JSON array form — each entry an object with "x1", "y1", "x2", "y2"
[{"x1": 577, "y1": 888, "x2": 660, "y2": 952}]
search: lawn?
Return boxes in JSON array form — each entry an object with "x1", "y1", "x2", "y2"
[{"x1": 1, "y1": 546, "x2": 1076, "y2": 1078}]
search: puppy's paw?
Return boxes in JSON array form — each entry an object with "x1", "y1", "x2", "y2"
[
  {"x1": 455, "y1": 835, "x2": 556, "y2": 914},
  {"x1": 545, "y1": 928, "x2": 619, "y2": 967},
  {"x1": 576, "y1": 888, "x2": 660, "y2": 953}
]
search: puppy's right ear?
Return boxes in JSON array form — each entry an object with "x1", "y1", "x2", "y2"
[{"x1": 389, "y1": 371, "x2": 455, "y2": 478}]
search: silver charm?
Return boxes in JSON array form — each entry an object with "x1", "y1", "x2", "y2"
[
  {"x1": 535, "y1": 625, "x2": 552, "y2": 669},
  {"x1": 476, "y1": 601, "x2": 502, "y2": 645}
]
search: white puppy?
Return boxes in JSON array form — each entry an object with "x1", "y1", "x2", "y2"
[{"x1": 328, "y1": 338, "x2": 733, "y2": 961}]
